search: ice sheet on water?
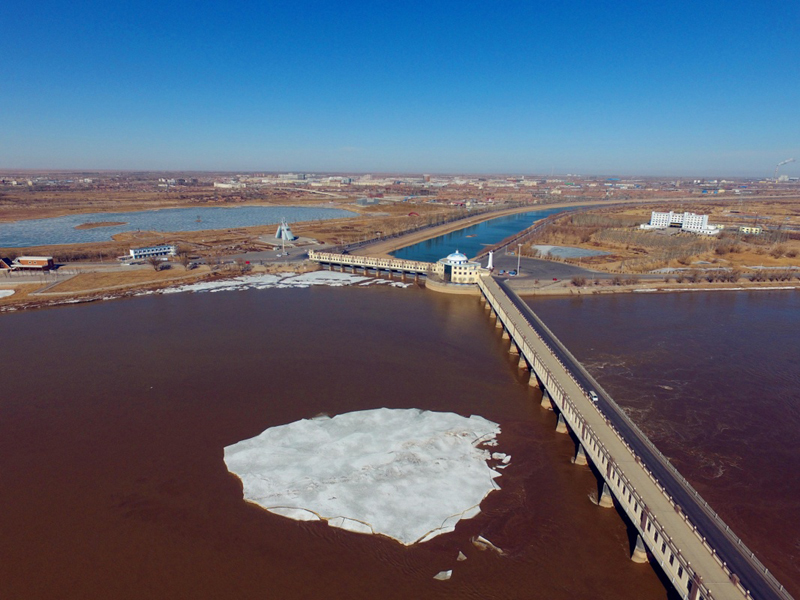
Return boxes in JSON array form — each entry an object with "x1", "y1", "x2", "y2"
[
  {"x1": 160, "y1": 270, "x2": 400, "y2": 294},
  {"x1": 224, "y1": 408, "x2": 508, "y2": 545},
  {"x1": 0, "y1": 290, "x2": 15, "y2": 298}
]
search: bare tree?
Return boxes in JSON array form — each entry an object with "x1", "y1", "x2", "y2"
[{"x1": 146, "y1": 256, "x2": 161, "y2": 271}]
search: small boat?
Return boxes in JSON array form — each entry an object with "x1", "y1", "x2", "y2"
[{"x1": 466, "y1": 234, "x2": 477, "y2": 238}]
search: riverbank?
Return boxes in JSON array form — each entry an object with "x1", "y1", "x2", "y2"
[
  {"x1": 509, "y1": 278, "x2": 800, "y2": 296},
  {"x1": 0, "y1": 262, "x2": 321, "y2": 312}
]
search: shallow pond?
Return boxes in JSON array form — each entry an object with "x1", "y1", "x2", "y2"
[{"x1": 0, "y1": 205, "x2": 356, "y2": 247}]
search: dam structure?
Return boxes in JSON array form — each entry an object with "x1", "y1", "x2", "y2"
[
  {"x1": 308, "y1": 249, "x2": 432, "y2": 281},
  {"x1": 307, "y1": 250, "x2": 792, "y2": 600},
  {"x1": 480, "y1": 275, "x2": 792, "y2": 600}
]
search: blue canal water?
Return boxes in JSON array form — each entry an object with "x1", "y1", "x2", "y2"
[
  {"x1": 0, "y1": 206, "x2": 356, "y2": 248},
  {"x1": 390, "y1": 207, "x2": 573, "y2": 262}
]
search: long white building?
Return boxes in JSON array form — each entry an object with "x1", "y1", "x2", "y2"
[
  {"x1": 641, "y1": 211, "x2": 720, "y2": 235},
  {"x1": 129, "y1": 245, "x2": 178, "y2": 260}
]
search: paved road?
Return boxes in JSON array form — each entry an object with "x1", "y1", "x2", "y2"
[{"x1": 496, "y1": 278, "x2": 790, "y2": 600}]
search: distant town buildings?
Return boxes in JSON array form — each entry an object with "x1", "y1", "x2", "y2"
[
  {"x1": 213, "y1": 181, "x2": 246, "y2": 189},
  {"x1": 640, "y1": 211, "x2": 721, "y2": 235},
  {"x1": 129, "y1": 245, "x2": 177, "y2": 260}
]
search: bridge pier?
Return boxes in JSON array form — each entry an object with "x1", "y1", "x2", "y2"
[
  {"x1": 517, "y1": 356, "x2": 529, "y2": 370},
  {"x1": 509, "y1": 343, "x2": 519, "y2": 355},
  {"x1": 555, "y1": 413, "x2": 568, "y2": 434},
  {"x1": 598, "y1": 483, "x2": 614, "y2": 508},
  {"x1": 495, "y1": 318, "x2": 503, "y2": 329},
  {"x1": 501, "y1": 328, "x2": 510, "y2": 340},
  {"x1": 529, "y1": 373, "x2": 541, "y2": 388},
  {"x1": 572, "y1": 444, "x2": 588, "y2": 466},
  {"x1": 540, "y1": 389, "x2": 553, "y2": 408},
  {"x1": 631, "y1": 535, "x2": 648, "y2": 563}
]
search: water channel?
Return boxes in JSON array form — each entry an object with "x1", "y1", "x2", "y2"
[{"x1": 390, "y1": 207, "x2": 571, "y2": 262}]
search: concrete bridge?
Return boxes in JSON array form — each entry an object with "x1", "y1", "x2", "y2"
[
  {"x1": 308, "y1": 250, "x2": 434, "y2": 281},
  {"x1": 479, "y1": 275, "x2": 792, "y2": 600}
]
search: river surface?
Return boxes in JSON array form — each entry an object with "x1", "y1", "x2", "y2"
[
  {"x1": 390, "y1": 207, "x2": 571, "y2": 262},
  {"x1": 0, "y1": 284, "x2": 672, "y2": 600},
  {"x1": 526, "y1": 290, "x2": 800, "y2": 597},
  {"x1": 0, "y1": 206, "x2": 355, "y2": 247}
]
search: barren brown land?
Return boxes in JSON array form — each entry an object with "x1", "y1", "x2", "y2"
[
  {"x1": 2, "y1": 172, "x2": 800, "y2": 310},
  {"x1": 516, "y1": 198, "x2": 800, "y2": 274}
]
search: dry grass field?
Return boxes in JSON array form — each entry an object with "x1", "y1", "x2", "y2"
[
  {"x1": 520, "y1": 199, "x2": 800, "y2": 273},
  {"x1": 42, "y1": 266, "x2": 210, "y2": 294}
]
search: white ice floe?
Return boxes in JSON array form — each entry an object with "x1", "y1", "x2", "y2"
[
  {"x1": 224, "y1": 408, "x2": 508, "y2": 546},
  {"x1": 160, "y1": 270, "x2": 411, "y2": 295},
  {"x1": 0, "y1": 290, "x2": 15, "y2": 298}
]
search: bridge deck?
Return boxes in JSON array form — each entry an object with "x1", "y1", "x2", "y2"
[{"x1": 480, "y1": 275, "x2": 789, "y2": 600}]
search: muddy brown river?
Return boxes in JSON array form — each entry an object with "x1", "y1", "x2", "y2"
[{"x1": 3, "y1": 284, "x2": 794, "y2": 599}]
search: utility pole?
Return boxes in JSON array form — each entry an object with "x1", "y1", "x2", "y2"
[{"x1": 517, "y1": 243, "x2": 522, "y2": 274}]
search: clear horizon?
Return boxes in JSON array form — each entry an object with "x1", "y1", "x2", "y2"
[{"x1": 3, "y1": 0, "x2": 799, "y2": 178}]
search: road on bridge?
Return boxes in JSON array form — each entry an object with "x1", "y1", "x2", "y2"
[{"x1": 497, "y1": 278, "x2": 790, "y2": 600}]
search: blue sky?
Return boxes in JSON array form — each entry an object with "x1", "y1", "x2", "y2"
[{"x1": 2, "y1": 0, "x2": 799, "y2": 176}]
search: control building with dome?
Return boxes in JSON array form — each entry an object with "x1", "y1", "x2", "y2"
[{"x1": 431, "y1": 250, "x2": 484, "y2": 284}]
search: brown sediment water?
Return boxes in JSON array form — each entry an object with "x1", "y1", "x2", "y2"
[
  {"x1": 0, "y1": 285, "x2": 672, "y2": 600},
  {"x1": 526, "y1": 290, "x2": 800, "y2": 599}
]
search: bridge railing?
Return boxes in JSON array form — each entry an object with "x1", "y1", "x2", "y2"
[
  {"x1": 477, "y1": 276, "x2": 791, "y2": 600},
  {"x1": 308, "y1": 250, "x2": 435, "y2": 273}
]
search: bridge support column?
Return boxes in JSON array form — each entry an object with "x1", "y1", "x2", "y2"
[
  {"x1": 509, "y1": 343, "x2": 519, "y2": 355},
  {"x1": 555, "y1": 413, "x2": 568, "y2": 434},
  {"x1": 572, "y1": 444, "x2": 588, "y2": 466},
  {"x1": 540, "y1": 390, "x2": 552, "y2": 408},
  {"x1": 529, "y1": 373, "x2": 541, "y2": 388},
  {"x1": 631, "y1": 535, "x2": 648, "y2": 563},
  {"x1": 518, "y1": 356, "x2": 529, "y2": 370},
  {"x1": 501, "y1": 328, "x2": 510, "y2": 340},
  {"x1": 495, "y1": 318, "x2": 503, "y2": 329},
  {"x1": 598, "y1": 483, "x2": 614, "y2": 508}
]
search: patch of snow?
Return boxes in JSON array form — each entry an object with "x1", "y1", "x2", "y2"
[
  {"x1": 224, "y1": 408, "x2": 507, "y2": 546},
  {"x1": 0, "y1": 290, "x2": 15, "y2": 298},
  {"x1": 160, "y1": 271, "x2": 389, "y2": 295}
]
